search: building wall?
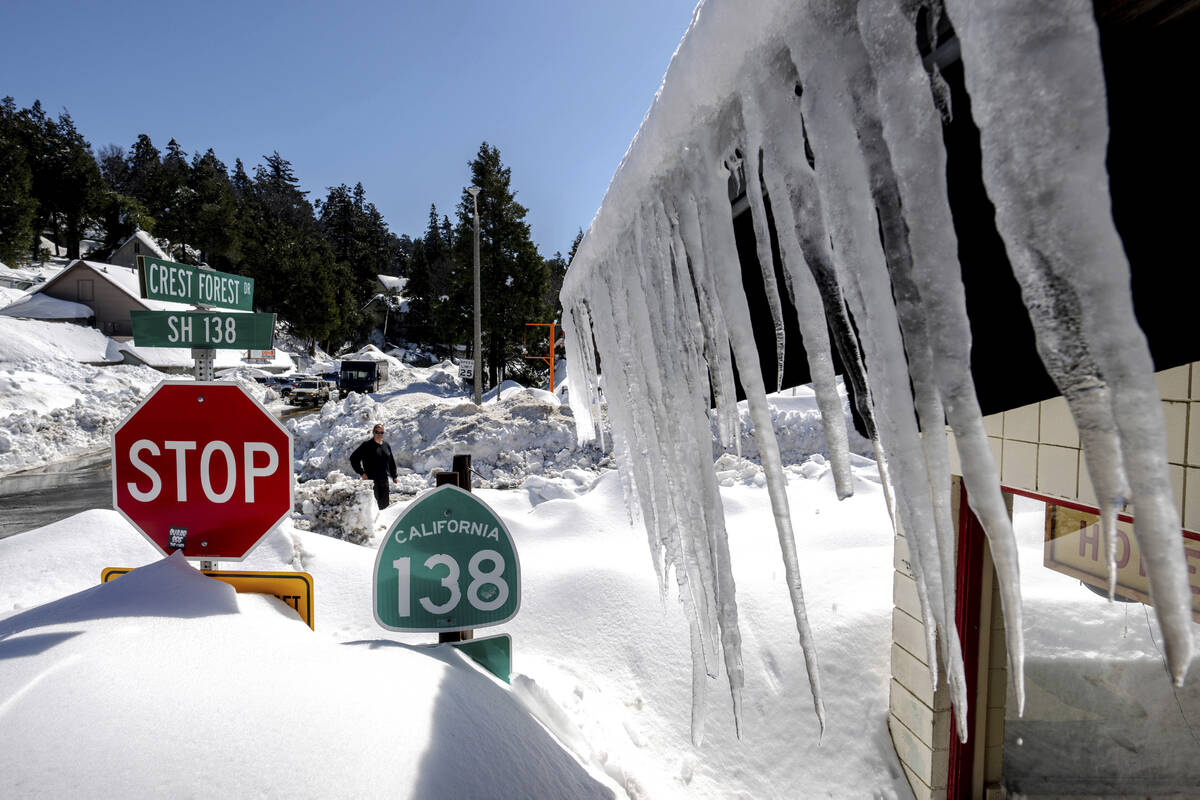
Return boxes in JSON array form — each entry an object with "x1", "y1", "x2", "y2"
[
  {"x1": 946, "y1": 361, "x2": 1200, "y2": 529},
  {"x1": 42, "y1": 263, "x2": 139, "y2": 336},
  {"x1": 892, "y1": 363, "x2": 1196, "y2": 798}
]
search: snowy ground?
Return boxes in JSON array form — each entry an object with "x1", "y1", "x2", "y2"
[{"x1": 1, "y1": 311, "x2": 1198, "y2": 797}]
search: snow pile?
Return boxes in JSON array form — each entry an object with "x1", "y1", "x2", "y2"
[
  {"x1": 718, "y1": 382, "x2": 874, "y2": 466},
  {"x1": 288, "y1": 387, "x2": 610, "y2": 491},
  {"x1": 0, "y1": 463, "x2": 917, "y2": 798},
  {"x1": 0, "y1": 551, "x2": 611, "y2": 799},
  {"x1": 0, "y1": 319, "x2": 163, "y2": 474},
  {"x1": 291, "y1": 470, "x2": 379, "y2": 544}
]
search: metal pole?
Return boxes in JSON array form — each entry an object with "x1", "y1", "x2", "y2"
[{"x1": 468, "y1": 186, "x2": 482, "y2": 404}]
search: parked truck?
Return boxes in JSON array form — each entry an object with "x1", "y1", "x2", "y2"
[
  {"x1": 289, "y1": 378, "x2": 331, "y2": 407},
  {"x1": 339, "y1": 359, "x2": 389, "y2": 397}
]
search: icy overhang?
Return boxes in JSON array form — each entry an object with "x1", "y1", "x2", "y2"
[{"x1": 560, "y1": 0, "x2": 1196, "y2": 742}]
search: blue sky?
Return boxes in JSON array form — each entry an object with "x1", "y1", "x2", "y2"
[{"x1": 1, "y1": 0, "x2": 698, "y2": 256}]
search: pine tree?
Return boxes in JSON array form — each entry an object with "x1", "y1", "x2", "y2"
[
  {"x1": 317, "y1": 181, "x2": 392, "y2": 339},
  {"x1": 156, "y1": 138, "x2": 192, "y2": 258},
  {"x1": 18, "y1": 106, "x2": 103, "y2": 260},
  {"x1": 188, "y1": 149, "x2": 239, "y2": 268},
  {"x1": 450, "y1": 142, "x2": 550, "y2": 387},
  {"x1": 124, "y1": 134, "x2": 164, "y2": 221},
  {"x1": 0, "y1": 97, "x2": 38, "y2": 265}
]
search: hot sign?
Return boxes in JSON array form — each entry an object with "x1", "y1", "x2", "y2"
[
  {"x1": 374, "y1": 485, "x2": 521, "y2": 632},
  {"x1": 112, "y1": 382, "x2": 293, "y2": 560}
]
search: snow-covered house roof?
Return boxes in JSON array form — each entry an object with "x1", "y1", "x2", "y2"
[
  {"x1": 24, "y1": 259, "x2": 191, "y2": 338},
  {"x1": 377, "y1": 274, "x2": 407, "y2": 294},
  {"x1": 32, "y1": 260, "x2": 190, "y2": 313},
  {"x1": 108, "y1": 229, "x2": 170, "y2": 269},
  {"x1": 0, "y1": 293, "x2": 93, "y2": 321},
  {"x1": 0, "y1": 266, "x2": 45, "y2": 290},
  {"x1": 117, "y1": 343, "x2": 297, "y2": 372}
]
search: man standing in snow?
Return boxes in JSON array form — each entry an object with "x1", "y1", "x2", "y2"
[{"x1": 350, "y1": 424, "x2": 397, "y2": 510}]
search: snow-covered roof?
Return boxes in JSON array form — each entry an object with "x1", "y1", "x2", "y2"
[
  {"x1": 116, "y1": 229, "x2": 170, "y2": 261},
  {"x1": 0, "y1": 293, "x2": 93, "y2": 320},
  {"x1": 0, "y1": 266, "x2": 45, "y2": 289},
  {"x1": 118, "y1": 343, "x2": 296, "y2": 371},
  {"x1": 377, "y1": 274, "x2": 407, "y2": 293},
  {"x1": 32, "y1": 260, "x2": 192, "y2": 312}
]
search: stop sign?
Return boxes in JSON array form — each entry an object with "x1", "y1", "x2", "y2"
[{"x1": 112, "y1": 381, "x2": 293, "y2": 560}]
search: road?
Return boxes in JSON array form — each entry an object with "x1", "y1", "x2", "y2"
[
  {"x1": 0, "y1": 452, "x2": 113, "y2": 540},
  {"x1": 0, "y1": 404, "x2": 317, "y2": 541}
]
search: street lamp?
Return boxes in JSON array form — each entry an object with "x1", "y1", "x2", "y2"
[{"x1": 467, "y1": 185, "x2": 482, "y2": 404}]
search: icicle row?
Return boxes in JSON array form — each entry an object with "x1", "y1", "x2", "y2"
[
  {"x1": 945, "y1": 0, "x2": 1193, "y2": 683},
  {"x1": 855, "y1": 0, "x2": 1029, "y2": 713}
]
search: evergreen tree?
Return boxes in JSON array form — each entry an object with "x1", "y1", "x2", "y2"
[
  {"x1": 156, "y1": 138, "x2": 193, "y2": 258},
  {"x1": 124, "y1": 134, "x2": 164, "y2": 220},
  {"x1": 568, "y1": 228, "x2": 584, "y2": 263},
  {"x1": 0, "y1": 97, "x2": 38, "y2": 265},
  {"x1": 450, "y1": 142, "x2": 549, "y2": 387},
  {"x1": 317, "y1": 181, "x2": 393, "y2": 340},
  {"x1": 188, "y1": 149, "x2": 239, "y2": 269},
  {"x1": 18, "y1": 105, "x2": 103, "y2": 260}
]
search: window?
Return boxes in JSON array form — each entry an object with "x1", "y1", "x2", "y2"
[{"x1": 77, "y1": 279, "x2": 93, "y2": 302}]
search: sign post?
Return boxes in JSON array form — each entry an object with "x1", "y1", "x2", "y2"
[
  {"x1": 134, "y1": 255, "x2": 268, "y2": 392},
  {"x1": 112, "y1": 382, "x2": 293, "y2": 561}
]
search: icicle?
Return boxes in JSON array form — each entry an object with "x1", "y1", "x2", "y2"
[
  {"x1": 691, "y1": 154, "x2": 826, "y2": 733},
  {"x1": 743, "y1": 54, "x2": 867, "y2": 500},
  {"x1": 785, "y1": 3, "x2": 970, "y2": 732},
  {"x1": 734, "y1": 147, "x2": 788, "y2": 393},
  {"x1": 945, "y1": 0, "x2": 1193, "y2": 683},
  {"x1": 853, "y1": 0, "x2": 1032, "y2": 713},
  {"x1": 689, "y1": 615, "x2": 709, "y2": 746},
  {"x1": 562, "y1": 301, "x2": 602, "y2": 448}
]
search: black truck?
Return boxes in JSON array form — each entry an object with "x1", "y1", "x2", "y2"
[{"x1": 339, "y1": 359, "x2": 389, "y2": 397}]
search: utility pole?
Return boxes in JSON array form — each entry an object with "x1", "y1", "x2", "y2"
[{"x1": 468, "y1": 185, "x2": 482, "y2": 404}]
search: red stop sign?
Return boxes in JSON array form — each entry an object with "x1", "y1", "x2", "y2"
[{"x1": 112, "y1": 381, "x2": 293, "y2": 560}]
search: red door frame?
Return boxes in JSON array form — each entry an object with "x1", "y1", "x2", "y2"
[{"x1": 947, "y1": 479, "x2": 986, "y2": 798}]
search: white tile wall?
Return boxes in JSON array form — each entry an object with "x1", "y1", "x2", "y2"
[{"x1": 947, "y1": 361, "x2": 1200, "y2": 529}]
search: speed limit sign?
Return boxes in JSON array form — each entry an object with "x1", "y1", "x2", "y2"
[{"x1": 373, "y1": 485, "x2": 521, "y2": 632}]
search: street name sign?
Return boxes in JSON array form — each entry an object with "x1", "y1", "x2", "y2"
[
  {"x1": 137, "y1": 256, "x2": 255, "y2": 310},
  {"x1": 130, "y1": 310, "x2": 275, "y2": 349},
  {"x1": 112, "y1": 382, "x2": 293, "y2": 560},
  {"x1": 374, "y1": 485, "x2": 521, "y2": 632}
]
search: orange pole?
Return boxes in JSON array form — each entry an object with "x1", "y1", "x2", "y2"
[{"x1": 525, "y1": 322, "x2": 559, "y2": 392}]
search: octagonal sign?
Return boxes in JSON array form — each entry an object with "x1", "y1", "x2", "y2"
[{"x1": 112, "y1": 381, "x2": 293, "y2": 560}]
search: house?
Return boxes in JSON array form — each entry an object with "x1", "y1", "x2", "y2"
[
  {"x1": 21, "y1": 259, "x2": 189, "y2": 337},
  {"x1": 560, "y1": 2, "x2": 1200, "y2": 797},
  {"x1": 107, "y1": 229, "x2": 170, "y2": 270},
  {"x1": 0, "y1": 263, "x2": 45, "y2": 291}
]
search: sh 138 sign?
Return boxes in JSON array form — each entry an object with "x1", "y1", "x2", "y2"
[{"x1": 373, "y1": 485, "x2": 521, "y2": 632}]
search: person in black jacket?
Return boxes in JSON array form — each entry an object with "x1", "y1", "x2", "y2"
[{"x1": 350, "y1": 423, "x2": 397, "y2": 509}]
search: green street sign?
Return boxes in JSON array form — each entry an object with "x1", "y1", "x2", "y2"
[
  {"x1": 137, "y1": 256, "x2": 255, "y2": 311},
  {"x1": 374, "y1": 485, "x2": 521, "y2": 632},
  {"x1": 448, "y1": 634, "x2": 512, "y2": 684},
  {"x1": 129, "y1": 310, "x2": 275, "y2": 349}
]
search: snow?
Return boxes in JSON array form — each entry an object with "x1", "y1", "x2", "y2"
[
  {"x1": 1, "y1": 302, "x2": 1197, "y2": 795},
  {"x1": 0, "y1": 292, "x2": 93, "y2": 320},
  {"x1": 560, "y1": 0, "x2": 1193, "y2": 736}
]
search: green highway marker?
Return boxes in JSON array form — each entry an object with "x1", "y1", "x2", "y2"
[
  {"x1": 448, "y1": 634, "x2": 512, "y2": 684},
  {"x1": 130, "y1": 310, "x2": 275, "y2": 349},
  {"x1": 137, "y1": 256, "x2": 255, "y2": 310},
  {"x1": 374, "y1": 484, "x2": 521, "y2": 632}
]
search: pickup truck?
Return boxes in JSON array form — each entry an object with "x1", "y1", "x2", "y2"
[{"x1": 289, "y1": 378, "x2": 331, "y2": 407}]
